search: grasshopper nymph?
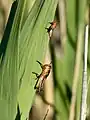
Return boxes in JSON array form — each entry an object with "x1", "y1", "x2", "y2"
[
  {"x1": 45, "y1": 21, "x2": 57, "y2": 38},
  {"x1": 32, "y1": 61, "x2": 52, "y2": 92}
]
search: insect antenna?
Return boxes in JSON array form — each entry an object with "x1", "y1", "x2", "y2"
[
  {"x1": 36, "y1": 60, "x2": 43, "y2": 68},
  {"x1": 45, "y1": 27, "x2": 49, "y2": 30},
  {"x1": 49, "y1": 22, "x2": 53, "y2": 25},
  {"x1": 45, "y1": 27, "x2": 50, "y2": 33},
  {"x1": 32, "y1": 72, "x2": 39, "y2": 78}
]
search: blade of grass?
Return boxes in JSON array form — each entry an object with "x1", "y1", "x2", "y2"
[
  {"x1": 0, "y1": 0, "x2": 31, "y2": 119},
  {"x1": 52, "y1": 0, "x2": 87, "y2": 120},
  {"x1": 69, "y1": 0, "x2": 87, "y2": 118},
  {"x1": 80, "y1": 25, "x2": 89, "y2": 120},
  {"x1": 0, "y1": 2, "x2": 18, "y2": 120},
  {"x1": 18, "y1": 0, "x2": 58, "y2": 119},
  {"x1": 52, "y1": 0, "x2": 77, "y2": 119}
]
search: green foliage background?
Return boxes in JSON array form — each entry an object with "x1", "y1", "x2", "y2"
[
  {"x1": 0, "y1": 0, "x2": 89, "y2": 120},
  {"x1": 0, "y1": 0, "x2": 58, "y2": 120}
]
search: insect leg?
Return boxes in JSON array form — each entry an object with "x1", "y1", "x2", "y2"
[{"x1": 34, "y1": 78, "x2": 39, "y2": 89}]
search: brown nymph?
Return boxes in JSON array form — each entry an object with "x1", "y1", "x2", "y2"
[
  {"x1": 32, "y1": 61, "x2": 52, "y2": 92},
  {"x1": 45, "y1": 21, "x2": 57, "y2": 38}
]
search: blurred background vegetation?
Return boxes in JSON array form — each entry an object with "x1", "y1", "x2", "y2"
[{"x1": 0, "y1": 0, "x2": 90, "y2": 120}]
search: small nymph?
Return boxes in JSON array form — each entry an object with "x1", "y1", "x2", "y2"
[
  {"x1": 32, "y1": 61, "x2": 52, "y2": 92},
  {"x1": 45, "y1": 21, "x2": 57, "y2": 38}
]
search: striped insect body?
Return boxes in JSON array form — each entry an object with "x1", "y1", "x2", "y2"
[
  {"x1": 46, "y1": 21, "x2": 57, "y2": 38},
  {"x1": 32, "y1": 61, "x2": 51, "y2": 93}
]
